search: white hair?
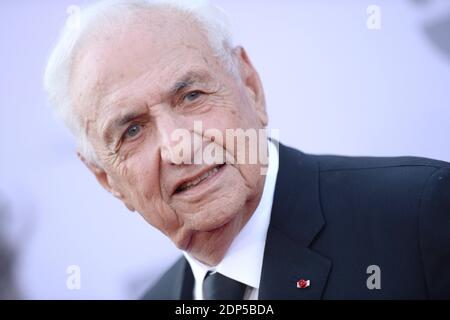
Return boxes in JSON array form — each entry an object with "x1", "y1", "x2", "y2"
[{"x1": 44, "y1": 0, "x2": 236, "y2": 164}]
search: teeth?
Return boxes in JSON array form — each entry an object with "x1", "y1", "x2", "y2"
[{"x1": 178, "y1": 166, "x2": 220, "y2": 192}]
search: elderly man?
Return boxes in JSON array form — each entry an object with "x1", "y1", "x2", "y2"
[{"x1": 44, "y1": 0, "x2": 450, "y2": 300}]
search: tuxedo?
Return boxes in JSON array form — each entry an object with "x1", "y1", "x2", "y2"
[{"x1": 142, "y1": 143, "x2": 450, "y2": 299}]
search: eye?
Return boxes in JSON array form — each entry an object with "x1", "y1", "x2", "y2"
[
  {"x1": 183, "y1": 91, "x2": 202, "y2": 102},
  {"x1": 124, "y1": 124, "x2": 142, "y2": 139}
]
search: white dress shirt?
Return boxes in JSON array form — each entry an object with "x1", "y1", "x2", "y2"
[{"x1": 183, "y1": 140, "x2": 279, "y2": 300}]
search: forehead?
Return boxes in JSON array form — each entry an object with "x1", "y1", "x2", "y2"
[{"x1": 70, "y1": 9, "x2": 221, "y2": 124}]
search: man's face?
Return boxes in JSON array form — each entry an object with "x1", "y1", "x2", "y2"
[{"x1": 71, "y1": 10, "x2": 268, "y2": 265}]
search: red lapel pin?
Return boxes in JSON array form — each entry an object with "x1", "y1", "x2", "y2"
[{"x1": 297, "y1": 279, "x2": 310, "y2": 289}]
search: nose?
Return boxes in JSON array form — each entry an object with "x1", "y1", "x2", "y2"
[{"x1": 157, "y1": 110, "x2": 200, "y2": 165}]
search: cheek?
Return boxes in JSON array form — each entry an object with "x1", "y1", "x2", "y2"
[
  {"x1": 116, "y1": 148, "x2": 184, "y2": 235},
  {"x1": 209, "y1": 94, "x2": 260, "y2": 134},
  {"x1": 239, "y1": 162, "x2": 263, "y2": 191},
  {"x1": 192, "y1": 96, "x2": 265, "y2": 180},
  {"x1": 116, "y1": 150, "x2": 160, "y2": 210}
]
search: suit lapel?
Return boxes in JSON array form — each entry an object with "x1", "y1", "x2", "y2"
[
  {"x1": 259, "y1": 143, "x2": 331, "y2": 299},
  {"x1": 171, "y1": 258, "x2": 195, "y2": 300}
]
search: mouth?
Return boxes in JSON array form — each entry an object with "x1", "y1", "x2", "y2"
[{"x1": 173, "y1": 164, "x2": 226, "y2": 195}]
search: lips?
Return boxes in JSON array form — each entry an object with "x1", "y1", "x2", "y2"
[{"x1": 174, "y1": 164, "x2": 225, "y2": 194}]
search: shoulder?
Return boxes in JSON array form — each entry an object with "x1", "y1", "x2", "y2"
[
  {"x1": 309, "y1": 151, "x2": 450, "y2": 298},
  {"x1": 314, "y1": 152, "x2": 450, "y2": 197},
  {"x1": 280, "y1": 142, "x2": 450, "y2": 209},
  {"x1": 278, "y1": 143, "x2": 449, "y2": 218},
  {"x1": 316, "y1": 152, "x2": 449, "y2": 173},
  {"x1": 141, "y1": 257, "x2": 188, "y2": 300},
  {"x1": 309, "y1": 151, "x2": 450, "y2": 221}
]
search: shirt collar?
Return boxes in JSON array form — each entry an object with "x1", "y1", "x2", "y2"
[{"x1": 183, "y1": 139, "x2": 279, "y2": 292}]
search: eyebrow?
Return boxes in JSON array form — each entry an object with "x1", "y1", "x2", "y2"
[
  {"x1": 170, "y1": 79, "x2": 194, "y2": 96},
  {"x1": 168, "y1": 70, "x2": 212, "y2": 97}
]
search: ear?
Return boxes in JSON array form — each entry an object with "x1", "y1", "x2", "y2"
[
  {"x1": 77, "y1": 151, "x2": 136, "y2": 212},
  {"x1": 234, "y1": 46, "x2": 268, "y2": 127}
]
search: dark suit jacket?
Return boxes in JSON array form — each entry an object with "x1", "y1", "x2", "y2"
[{"x1": 142, "y1": 143, "x2": 450, "y2": 299}]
